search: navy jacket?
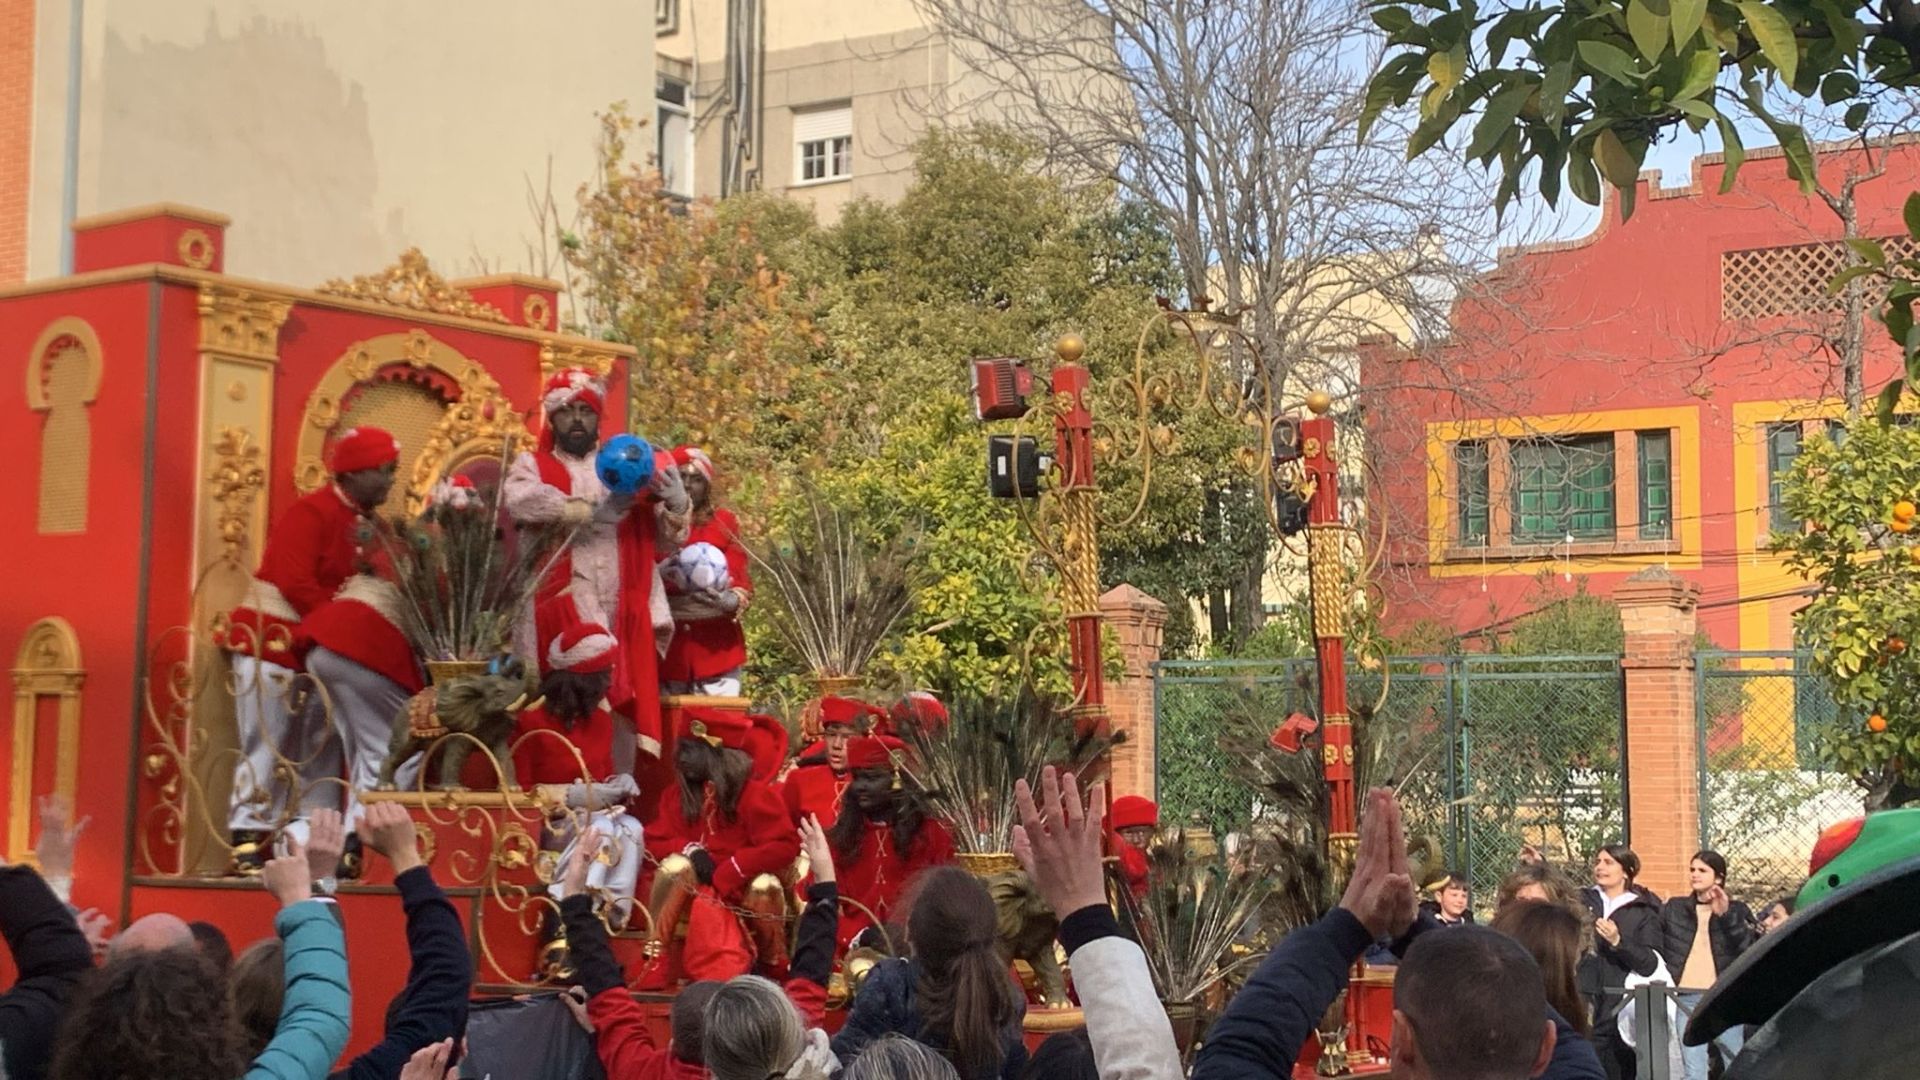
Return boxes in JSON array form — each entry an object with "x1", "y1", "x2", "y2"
[
  {"x1": 831, "y1": 956, "x2": 1029, "y2": 1080},
  {"x1": 330, "y1": 867, "x2": 472, "y2": 1080},
  {"x1": 0, "y1": 866, "x2": 92, "y2": 1080},
  {"x1": 1191, "y1": 908, "x2": 1605, "y2": 1080}
]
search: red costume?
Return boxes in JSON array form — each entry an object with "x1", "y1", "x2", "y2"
[
  {"x1": 830, "y1": 734, "x2": 954, "y2": 948},
  {"x1": 221, "y1": 482, "x2": 378, "y2": 664},
  {"x1": 659, "y1": 447, "x2": 751, "y2": 683},
  {"x1": 645, "y1": 708, "x2": 799, "y2": 981},
  {"x1": 513, "y1": 621, "x2": 622, "y2": 785},
  {"x1": 582, "y1": 992, "x2": 707, "y2": 1080},
  {"x1": 505, "y1": 369, "x2": 683, "y2": 761},
  {"x1": 296, "y1": 574, "x2": 423, "y2": 694},
  {"x1": 784, "y1": 696, "x2": 889, "y2": 825},
  {"x1": 1108, "y1": 794, "x2": 1158, "y2": 899}
]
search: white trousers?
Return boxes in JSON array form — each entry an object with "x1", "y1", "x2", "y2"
[
  {"x1": 306, "y1": 646, "x2": 419, "y2": 829},
  {"x1": 228, "y1": 655, "x2": 342, "y2": 831},
  {"x1": 547, "y1": 810, "x2": 646, "y2": 927},
  {"x1": 662, "y1": 668, "x2": 743, "y2": 698}
]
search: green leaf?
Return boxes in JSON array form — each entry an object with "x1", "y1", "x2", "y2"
[
  {"x1": 1886, "y1": 298, "x2": 1915, "y2": 348},
  {"x1": 1846, "y1": 102, "x2": 1872, "y2": 131},
  {"x1": 1670, "y1": 0, "x2": 1707, "y2": 47},
  {"x1": 1715, "y1": 114, "x2": 1745, "y2": 194},
  {"x1": 1883, "y1": 380, "x2": 1909, "y2": 427},
  {"x1": 1822, "y1": 70, "x2": 1862, "y2": 105},
  {"x1": 1569, "y1": 144, "x2": 1603, "y2": 206},
  {"x1": 1674, "y1": 46, "x2": 1722, "y2": 100},
  {"x1": 1539, "y1": 139, "x2": 1567, "y2": 208},
  {"x1": 1672, "y1": 97, "x2": 1718, "y2": 123},
  {"x1": 1828, "y1": 264, "x2": 1880, "y2": 296},
  {"x1": 1578, "y1": 40, "x2": 1641, "y2": 85},
  {"x1": 1595, "y1": 127, "x2": 1642, "y2": 188},
  {"x1": 1541, "y1": 60, "x2": 1576, "y2": 125},
  {"x1": 1905, "y1": 192, "x2": 1920, "y2": 242},
  {"x1": 1468, "y1": 83, "x2": 1537, "y2": 160},
  {"x1": 1628, "y1": 0, "x2": 1672, "y2": 59},
  {"x1": 1847, "y1": 237, "x2": 1888, "y2": 267},
  {"x1": 1372, "y1": 6, "x2": 1416, "y2": 33},
  {"x1": 1736, "y1": 1, "x2": 1800, "y2": 87}
]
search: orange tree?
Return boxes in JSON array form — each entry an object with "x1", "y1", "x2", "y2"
[{"x1": 1776, "y1": 417, "x2": 1920, "y2": 808}]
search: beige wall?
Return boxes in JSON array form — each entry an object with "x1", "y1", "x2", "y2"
[
  {"x1": 26, "y1": 1, "x2": 654, "y2": 285},
  {"x1": 658, "y1": 2, "x2": 1026, "y2": 220}
]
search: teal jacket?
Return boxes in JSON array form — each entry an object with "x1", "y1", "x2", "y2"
[{"x1": 244, "y1": 900, "x2": 352, "y2": 1080}]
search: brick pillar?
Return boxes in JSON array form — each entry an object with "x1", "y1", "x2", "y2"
[
  {"x1": 1616, "y1": 566, "x2": 1701, "y2": 900},
  {"x1": 1098, "y1": 584, "x2": 1167, "y2": 801}
]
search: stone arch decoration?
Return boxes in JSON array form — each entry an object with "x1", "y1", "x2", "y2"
[
  {"x1": 27, "y1": 318, "x2": 104, "y2": 534},
  {"x1": 294, "y1": 330, "x2": 531, "y2": 515},
  {"x1": 10, "y1": 618, "x2": 83, "y2": 861}
]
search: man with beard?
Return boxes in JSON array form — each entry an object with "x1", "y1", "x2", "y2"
[
  {"x1": 783, "y1": 696, "x2": 889, "y2": 828},
  {"x1": 824, "y1": 734, "x2": 954, "y2": 950},
  {"x1": 220, "y1": 426, "x2": 398, "y2": 873},
  {"x1": 505, "y1": 368, "x2": 690, "y2": 773}
]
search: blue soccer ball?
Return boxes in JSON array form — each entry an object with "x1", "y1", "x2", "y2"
[{"x1": 596, "y1": 433, "x2": 655, "y2": 496}]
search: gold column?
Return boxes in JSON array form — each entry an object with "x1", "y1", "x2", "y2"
[{"x1": 10, "y1": 619, "x2": 84, "y2": 863}]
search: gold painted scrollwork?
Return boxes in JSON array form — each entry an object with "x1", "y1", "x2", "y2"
[
  {"x1": 178, "y1": 229, "x2": 215, "y2": 270},
  {"x1": 404, "y1": 362, "x2": 533, "y2": 514},
  {"x1": 523, "y1": 294, "x2": 552, "y2": 330},
  {"x1": 539, "y1": 342, "x2": 618, "y2": 383},
  {"x1": 207, "y1": 428, "x2": 267, "y2": 562},
  {"x1": 318, "y1": 249, "x2": 509, "y2": 324},
  {"x1": 12, "y1": 618, "x2": 84, "y2": 863}
]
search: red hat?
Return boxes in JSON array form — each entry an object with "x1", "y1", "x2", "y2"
[
  {"x1": 846, "y1": 734, "x2": 908, "y2": 771},
  {"x1": 1109, "y1": 795, "x2": 1158, "y2": 831},
  {"x1": 670, "y1": 445, "x2": 714, "y2": 481},
  {"x1": 328, "y1": 426, "x2": 401, "y2": 475},
  {"x1": 545, "y1": 622, "x2": 618, "y2": 675},
  {"x1": 1269, "y1": 712, "x2": 1319, "y2": 754},
  {"x1": 542, "y1": 368, "x2": 606, "y2": 417},
  {"x1": 818, "y1": 696, "x2": 886, "y2": 732},
  {"x1": 681, "y1": 705, "x2": 755, "y2": 752},
  {"x1": 889, "y1": 691, "x2": 948, "y2": 735},
  {"x1": 745, "y1": 713, "x2": 789, "y2": 783}
]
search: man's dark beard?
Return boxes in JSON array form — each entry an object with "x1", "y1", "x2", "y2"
[{"x1": 556, "y1": 424, "x2": 598, "y2": 457}]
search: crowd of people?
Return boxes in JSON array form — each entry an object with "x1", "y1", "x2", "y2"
[{"x1": 6, "y1": 770, "x2": 1691, "y2": 1080}]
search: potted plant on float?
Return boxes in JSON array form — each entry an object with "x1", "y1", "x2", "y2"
[{"x1": 746, "y1": 487, "x2": 923, "y2": 730}]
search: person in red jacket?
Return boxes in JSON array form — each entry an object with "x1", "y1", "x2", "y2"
[
  {"x1": 645, "y1": 706, "x2": 800, "y2": 982},
  {"x1": 783, "y1": 696, "x2": 888, "y2": 827},
  {"x1": 221, "y1": 426, "x2": 398, "y2": 873},
  {"x1": 825, "y1": 735, "x2": 955, "y2": 950},
  {"x1": 1108, "y1": 795, "x2": 1158, "y2": 899},
  {"x1": 659, "y1": 446, "x2": 752, "y2": 697}
]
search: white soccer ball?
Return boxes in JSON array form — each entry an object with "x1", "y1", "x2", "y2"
[{"x1": 668, "y1": 542, "x2": 731, "y2": 594}]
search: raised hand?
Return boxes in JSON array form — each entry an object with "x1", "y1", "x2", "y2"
[
  {"x1": 1708, "y1": 884, "x2": 1731, "y2": 917},
  {"x1": 35, "y1": 794, "x2": 89, "y2": 882},
  {"x1": 263, "y1": 839, "x2": 314, "y2": 908},
  {"x1": 75, "y1": 907, "x2": 114, "y2": 956},
  {"x1": 798, "y1": 814, "x2": 836, "y2": 884},
  {"x1": 1338, "y1": 788, "x2": 1418, "y2": 941},
  {"x1": 305, "y1": 809, "x2": 346, "y2": 883},
  {"x1": 358, "y1": 801, "x2": 422, "y2": 874},
  {"x1": 1012, "y1": 766, "x2": 1109, "y2": 918},
  {"x1": 561, "y1": 828, "x2": 603, "y2": 899}
]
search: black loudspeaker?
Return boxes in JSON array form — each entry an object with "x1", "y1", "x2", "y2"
[
  {"x1": 987, "y1": 435, "x2": 1042, "y2": 498},
  {"x1": 1275, "y1": 487, "x2": 1309, "y2": 536}
]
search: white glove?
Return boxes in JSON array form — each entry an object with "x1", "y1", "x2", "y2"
[
  {"x1": 559, "y1": 498, "x2": 594, "y2": 527},
  {"x1": 650, "y1": 463, "x2": 690, "y2": 515}
]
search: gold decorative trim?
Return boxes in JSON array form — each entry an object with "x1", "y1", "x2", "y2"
[
  {"x1": 26, "y1": 317, "x2": 103, "y2": 410},
  {"x1": 522, "y1": 294, "x2": 551, "y2": 330},
  {"x1": 71, "y1": 202, "x2": 232, "y2": 230},
  {"x1": 207, "y1": 428, "x2": 267, "y2": 562},
  {"x1": 405, "y1": 362, "x2": 533, "y2": 514},
  {"x1": 11, "y1": 618, "x2": 84, "y2": 862},
  {"x1": 319, "y1": 249, "x2": 509, "y2": 324},
  {"x1": 538, "y1": 342, "x2": 618, "y2": 383},
  {"x1": 178, "y1": 229, "x2": 215, "y2": 270},
  {"x1": 197, "y1": 285, "x2": 291, "y2": 365}
]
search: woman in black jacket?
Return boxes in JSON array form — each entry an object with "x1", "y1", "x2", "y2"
[
  {"x1": 1580, "y1": 843, "x2": 1663, "y2": 1080},
  {"x1": 1658, "y1": 850, "x2": 1756, "y2": 1080}
]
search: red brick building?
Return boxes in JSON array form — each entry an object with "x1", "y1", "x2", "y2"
[{"x1": 1366, "y1": 140, "x2": 1920, "y2": 655}]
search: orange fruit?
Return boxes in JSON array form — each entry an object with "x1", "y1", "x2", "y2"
[
  {"x1": 1899, "y1": 500, "x2": 1918, "y2": 521},
  {"x1": 1895, "y1": 519, "x2": 1914, "y2": 533},
  {"x1": 1911, "y1": 548, "x2": 1920, "y2": 564},
  {"x1": 1892, "y1": 638, "x2": 1909, "y2": 654},
  {"x1": 1869, "y1": 714, "x2": 1889, "y2": 733}
]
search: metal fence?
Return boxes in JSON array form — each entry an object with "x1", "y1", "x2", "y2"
[
  {"x1": 1696, "y1": 650, "x2": 1862, "y2": 906},
  {"x1": 1152, "y1": 655, "x2": 1627, "y2": 905}
]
